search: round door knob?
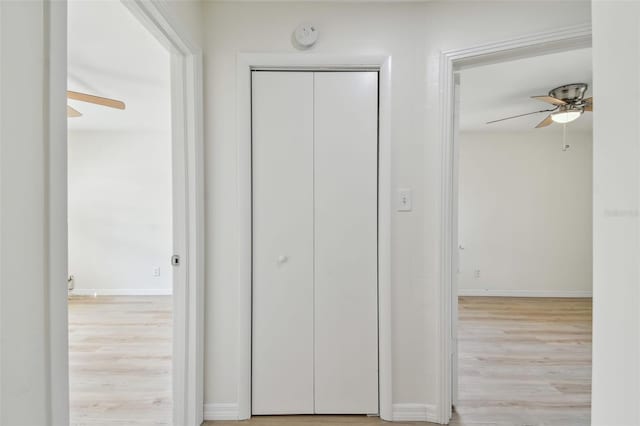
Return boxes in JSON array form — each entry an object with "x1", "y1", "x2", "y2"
[{"x1": 277, "y1": 255, "x2": 288, "y2": 264}]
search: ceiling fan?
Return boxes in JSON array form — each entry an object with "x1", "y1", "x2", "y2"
[
  {"x1": 66, "y1": 90, "x2": 126, "y2": 118},
  {"x1": 487, "y1": 83, "x2": 593, "y2": 128}
]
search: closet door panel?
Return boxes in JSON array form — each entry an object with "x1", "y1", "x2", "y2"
[
  {"x1": 313, "y1": 72, "x2": 379, "y2": 414},
  {"x1": 252, "y1": 71, "x2": 315, "y2": 414}
]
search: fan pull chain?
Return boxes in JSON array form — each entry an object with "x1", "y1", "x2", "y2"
[{"x1": 562, "y1": 123, "x2": 570, "y2": 151}]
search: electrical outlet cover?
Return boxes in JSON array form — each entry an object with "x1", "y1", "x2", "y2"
[{"x1": 397, "y1": 188, "x2": 412, "y2": 212}]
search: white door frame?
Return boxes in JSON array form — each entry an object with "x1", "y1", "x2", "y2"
[
  {"x1": 236, "y1": 53, "x2": 392, "y2": 421},
  {"x1": 437, "y1": 24, "x2": 592, "y2": 423},
  {"x1": 48, "y1": 1, "x2": 205, "y2": 425}
]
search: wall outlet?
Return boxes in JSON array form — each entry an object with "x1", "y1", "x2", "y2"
[
  {"x1": 153, "y1": 267, "x2": 161, "y2": 277},
  {"x1": 474, "y1": 269, "x2": 480, "y2": 279},
  {"x1": 397, "y1": 188, "x2": 412, "y2": 212}
]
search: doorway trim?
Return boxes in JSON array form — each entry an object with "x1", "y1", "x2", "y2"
[
  {"x1": 235, "y1": 53, "x2": 392, "y2": 421},
  {"x1": 50, "y1": 1, "x2": 205, "y2": 425},
  {"x1": 437, "y1": 23, "x2": 592, "y2": 423},
  {"x1": 122, "y1": 2, "x2": 205, "y2": 425}
]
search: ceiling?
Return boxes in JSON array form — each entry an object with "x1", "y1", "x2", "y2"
[
  {"x1": 459, "y1": 47, "x2": 593, "y2": 133},
  {"x1": 68, "y1": 0, "x2": 170, "y2": 131}
]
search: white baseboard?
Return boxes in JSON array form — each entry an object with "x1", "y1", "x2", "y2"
[
  {"x1": 392, "y1": 403, "x2": 439, "y2": 422},
  {"x1": 204, "y1": 403, "x2": 239, "y2": 421},
  {"x1": 69, "y1": 288, "x2": 172, "y2": 296},
  {"x1": 458, "y1": 289, "x2": 592, "y2": 298},
  {"x1": 204, "y1": 403, "x2": 438, "y2": 422}
]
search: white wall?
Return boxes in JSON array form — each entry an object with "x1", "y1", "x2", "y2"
[
  {"x1": 591, "y1": 1, "x2": 640, "y2": 425},
  {"x1": 0, "y1": 1, "x2": 68, "y2": 424},
  {"x1": 458, "y1": 131, "x2": 592, "y2": 297},
  {"x1": 68, "y1": 130, "x2": 172, "y2": 295},
  {"x1": 0, "y1": 2, "x2": 49, "y2": 423},
  {"x1": 201, "y1": 1, "x2": 591, "y2": 419}
]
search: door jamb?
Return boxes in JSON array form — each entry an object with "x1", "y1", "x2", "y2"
[
  {"x1": 437, "y1": 23, "x2": 592, "y2": 424},
  {"x1": 122, "y1": 2, "x2": 205, "y2": 425},
  {"x1": 236, "y1": 53, "x2": 393, "y2": 421}
]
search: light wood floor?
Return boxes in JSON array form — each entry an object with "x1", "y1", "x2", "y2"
[
  {"x1": 68, "y1": 295, "x2": 172, "y2": 426},
  {"x1": 68, "y1": 296, "x2": 591, "y2": 426},
  {"x1": 453, "y1": 296, "x2": 591, "y2": 426},
  {"x1": 210, "y1": 297, "x2": 592, "y2": 426}
]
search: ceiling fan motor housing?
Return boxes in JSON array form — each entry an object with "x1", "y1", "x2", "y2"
[{"x1": 549, "y1": 83, "x2": 588, "y2": 103}]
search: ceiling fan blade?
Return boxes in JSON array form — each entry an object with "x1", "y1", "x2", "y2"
[
  {"x1": 67, "y1": 90, "x2": 126, "y2": 110},
  {"x1": 67, "y1": 105, "x2": 82, "y2": 118},
  {"x1": 486, "y1": 109, "x2": 556, "y2": 125},
  {"x1": 584, "y1": 105, "x2": 593, "y2": 112},
  {"x1": 531, "y1": 95, "x2": 567, "y2": 106},
  {"x1": 535, "y1": 115, "x2": 554, "y2": 128},
  {"x1": 584, "y1": 97, "x2": 593, "y2": 111}
]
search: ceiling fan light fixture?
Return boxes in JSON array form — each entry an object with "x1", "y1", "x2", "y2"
[
  {"x1": 487, "y1": 83, "x2": 593, "y2": 129},
  {"x1": 551, "y1": 108, "x2": 583, "y2": 124}
]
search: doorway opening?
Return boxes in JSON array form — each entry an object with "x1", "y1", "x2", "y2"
[
  {"x1": 67, "y1": 1, "x2": 172, "y2": 423},
  {"x1": 450, "y1": 47, "x2": 593, "y2": 424},
  {"x1": 64, "y1": 1, "x2": 204, "y2": 425}
]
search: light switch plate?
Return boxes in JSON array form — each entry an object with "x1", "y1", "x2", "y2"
[{"x1": 397, "y1": 188, "x2": 412, "y2": 212}]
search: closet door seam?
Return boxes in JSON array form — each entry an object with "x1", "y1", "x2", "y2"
[{"x1": 312, "y1": 71, "x2": 317, "y2": 414}]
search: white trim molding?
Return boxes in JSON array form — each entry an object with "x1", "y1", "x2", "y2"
[
  {"x1": 392, "y1": 403, "x2": 439, "y2": 422},
  {"x1": 204, "y1": 403, "x2": 240, "y2": 421},
  {"x1": 98, "y1": 2, "x2": 204, "y2": 426},
  {"x1": 236, "y1": 53, "x2": 393, "y2": 421},
  {"x1": 458, "y1": 289, "x2": 592, "y2": 298},
  {"x1": 69, "y1": 288, "x2": 173, "y2": 296},
  {"x1": 437, "y1": 23, "x2": 592, "y2": 425},
  {"x1": 47, "y1": 1, "x2": 70, "y2": 424}
]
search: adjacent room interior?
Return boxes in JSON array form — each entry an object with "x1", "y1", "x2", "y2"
[
  {"x1": 66, "y1": 1, "x2": 173, "y2": 423},
  {"x1": 453, "y1": 47, "x2": 593, "y2": 425}
]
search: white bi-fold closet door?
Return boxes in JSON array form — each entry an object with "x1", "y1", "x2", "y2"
[{"x1": 252, "y1": 71, "x2": 379, "y2": 415}]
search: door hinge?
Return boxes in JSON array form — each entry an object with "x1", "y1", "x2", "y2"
[{"x1": 171, "y1": 255, "x2": 181, "y2": 267}]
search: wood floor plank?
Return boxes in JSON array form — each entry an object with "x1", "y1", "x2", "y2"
[
  {"x1": 453, "y1": 296, "x2": 592, "y2": 426},
  {"x1": 69, "y1": 295, "x2": 172, "y2": 426}
]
